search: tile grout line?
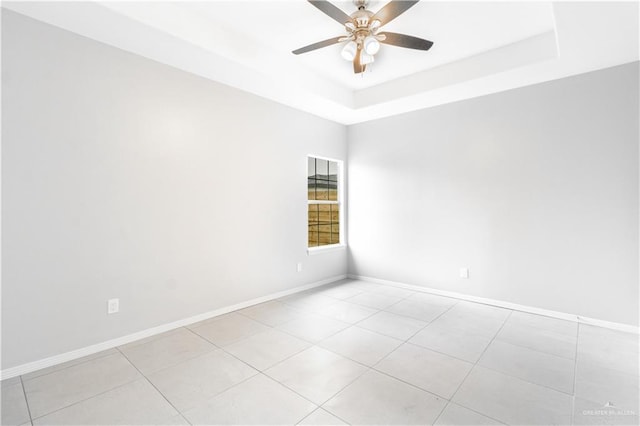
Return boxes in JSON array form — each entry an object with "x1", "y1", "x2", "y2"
[
  {"x1": 181, "y1": 322, "x2": 334, "y2": 418},
  {"x1": 194, "y1": 287, "x2": 395, "y2": 423},
  {"x1": 217, "y1": 296, "x2": 387, "y2": 422},
  {"x1": 271, "y1": 313, "x2": 354, "y2": 346},
  {"x1": 297, "y1": 363, "x2": 370, "y2": 423},
  {"x1": 357, "y1": 300, "x2": 470, "y2": 417},
  {"x1": 460, "y1": 359, "x2": 578, "y2": 398},
  {"x1": 362, "y1": 297, "x2": 461, "y2": 370},
  {"x1": 294, "y1": 406, "x2": 325, "y2": 425},
  {"x1": 181, "y1": 372, "x2": 261, "y2": 419},
  {"x1": 197, "y1": 328, "x2": 319, "y2": 375},
  {"x1": 312, "y1": 298, "x2": 382, "y2": 325},
  {"x1": 115, "y1": 346, "x2": 193, "y2": 426},
  {"x1": 313, "y1": 332, "x2": 455, "y2": 405},
  {"x1": 18, "y1": 351, "x2": 151, "y2": 422},
  {"x1": 229, "y1": 321, "x2": 373, "y2": 412},
  {"x1": 19, "y1": 375, "x2": 34, "y2": 425},
  {"x1": 25, "y1": 372, "x2": 143, "y2": 422},
  {"x1": 18, "y1": 349, "x2": 117, "y2": 385},
  {"x1": 360, "y1": 302, "x2": 456, "y2": 330},
  {"x1": 431, "y1": 311, "x2": 513, "y2": 424},
  {"x1": 246, "y1": 300, "x2": 363, "y2": 332},
  {"x1": 24, "y1": 338, "x2": 312, "y2": 426},
  {"x1": 449, "y1": 318, "x2": 582, "y2": 399},
  {"x1": 144, "y1": 282, "x2": 416, "y2": 392},
  {"x1": 269, "y1": 283, "x2": 429, "y2": 349},
  {"x1": 235, "y1": 304, "x2": 305, "y2": 329},
  {"x1": 124, "y1": 327, "x2": 220, "y2": 375},
  {"x1": 172, "y1": 341, "x2": 326, "y2": 424},
  {"x1": 318, "y1": 410, "x2": 352, "y2": 425},
  {"x1": 155, "y1": 332, "x2": 266, "y2": 419},
  {"x1": 116, "y1": 327, "x2": 186, "y2": 352},
  {"x1": 349, "y1": 277, "x2": 640, "y2": 335},
  {"x1": 491, "y1": 329, "x2": 578, "y2": 361},
  {"x1": 571, "y1": 322, "x2": 581, "y2": 425},
  {"x1": 307, "y1": 301, "x2": 510, "y2": 424},
  {"x1": 314, "y1": 282, "x2": 423, "y2": 322},
  {"x1": 365, "y1": 365, "x2": 458, "y2": 403},
  {"x1": 320, "y1": 297, "x2": 464, "y2": 424},
  {"x1": 338, "y1": 291, "x2": 462, "y2": 349},
  {"x1": 141, "y1": 337, "x2": 222, "y2": 376},
  {"x1": 181, "y1": 326, "x2": 264, "y2": 375},
  {"x1": 340, "y1": 283, "x2": 418, "y2": 310},
  {"x1": 283, "y1": 285, "x2": 411, "y2": 319},
  {"x1": 431, "y1": 309, "x2": 514, "y2": 425},
  {"x1": 248, "y1": 371, "x2": 325, "y2": 423},
  {"x1": 355, "y1": 297, "x2": 461, "y2": 379}
]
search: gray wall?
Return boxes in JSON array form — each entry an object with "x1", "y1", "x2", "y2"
[
  {"x1": 348, "y1": 62, "x2": 639, "y2": 326},
  {"x1": 3, "y1": 9, "x2": 638, "y2": 370},
  {"x1": 1, "y1": 11, "x2": 347, "y2": 369}
]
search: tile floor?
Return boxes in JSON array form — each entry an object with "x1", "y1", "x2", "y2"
[{"x1": 1, "y1": 279, "x2": 638, "y2": 425}]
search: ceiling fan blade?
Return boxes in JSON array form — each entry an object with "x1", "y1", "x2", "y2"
[
  {"x1": 353, "y1": 47, "x2": 366, "y2": 74},
  {"x1": 378, "y1": 32, "x2": 433, "y2": 50},
  {"x1": 308, "y1": 0, "x2": 353, "y2": 26},
  {"x1": 372, "y1": 0, "x2": 420, "y2": 26},
  {"x1": 292, "y1": 37, "x2": 344, "y2": 55}
]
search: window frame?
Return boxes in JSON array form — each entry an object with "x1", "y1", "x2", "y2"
[{"x1": 307, "y1": 155, "x2": 346, "y2": 255}]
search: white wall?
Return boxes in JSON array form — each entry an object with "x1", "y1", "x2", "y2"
[
  {"x1": 1, "y1": 10, "x2": 347, "y2": 369},
  {"x1": 348, "y1": 62, "x2": 639, "y2": 326}
]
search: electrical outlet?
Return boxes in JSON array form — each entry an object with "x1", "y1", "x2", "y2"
[
  {"x1": 297, "y1": 262, "x2": 303, "y2": 273},
  {"x1": 107, "y1": 298, "x2": 119, "y2": 314},
  {"x1": 459, "y1": 268, "x2": 469, "y2": 279}
]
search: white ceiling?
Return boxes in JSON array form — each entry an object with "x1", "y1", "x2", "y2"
[
  {"x1": 4, "y1": 1, "x2": 639, "y2": 124},
  {"x1": 188, "y1": 1, "x2": 556, "y2": 90}
]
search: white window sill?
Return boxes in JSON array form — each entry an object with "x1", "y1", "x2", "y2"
[{"x1": 307, "y1": 244, "x2": 346, "y2": 255}]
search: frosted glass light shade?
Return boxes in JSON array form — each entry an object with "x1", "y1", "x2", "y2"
[
  {"x1": 363, "y1": 36, "x2": 380, "y2": 55},
  {"x1": 341, "y1": 41, "x2": 357, "y2": 61}
]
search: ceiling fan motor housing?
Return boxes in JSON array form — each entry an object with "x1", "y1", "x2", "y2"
[
  {"x1": 347, "y1": 8, "x2": 384, "y2": 53},
  {"x1": 350, "y1": 9, "x2": 373, "y2": 28}
]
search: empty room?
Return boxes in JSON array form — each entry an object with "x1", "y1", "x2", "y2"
[{"x1": 1, "y1": 1, "x2": 638, "y2": 425}]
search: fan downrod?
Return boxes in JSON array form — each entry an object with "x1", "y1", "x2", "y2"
[{"x1": 353, "y1": 0, "x2": 369, "y2": 10}]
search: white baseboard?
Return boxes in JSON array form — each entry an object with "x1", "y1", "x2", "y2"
[
  {"x1": 348, "y1": 274, "x2": 639, "y2": 334},
  {"x1": 0, "y1": 274, "x2": 346, "y2": 380}
]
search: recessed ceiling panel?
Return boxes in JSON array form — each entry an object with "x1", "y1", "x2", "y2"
[
  {"x1": 3, "y1": 1, "x2": 638, "y2": 124},
  {"x1": 190, "y1": 1, "x2": 555, "y2": 89}
]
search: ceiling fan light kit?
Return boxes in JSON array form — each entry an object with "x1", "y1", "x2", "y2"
[
  {"x1": 341, "y1": 40, "x2": 358, "y2": 61},
  {"x1": 293, "y1": 0, "x2": 434, "y2": 74},
  {"x1": 363, "y1": 36, "x2": 380, "y2": 55},
  {"x1": 360, "y1": 51, "x2": 375, "y2": 65}
]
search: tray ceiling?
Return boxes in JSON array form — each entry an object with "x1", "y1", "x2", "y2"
[{"x1": 4, "y1": 1, "x2": 638, "y2": 124}]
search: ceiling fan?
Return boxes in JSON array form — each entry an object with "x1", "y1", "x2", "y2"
[{"x1": 292, "y1": 0, "x2": 433, "y2": 74}]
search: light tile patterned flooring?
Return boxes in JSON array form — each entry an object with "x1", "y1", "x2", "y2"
[{"x1": 2, "y1": 279, "x2": 638, "y2": 425}]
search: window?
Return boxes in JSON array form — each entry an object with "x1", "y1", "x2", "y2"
[{"x1": 308, "y1": 156, "x2": 343, "y2": 249}]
